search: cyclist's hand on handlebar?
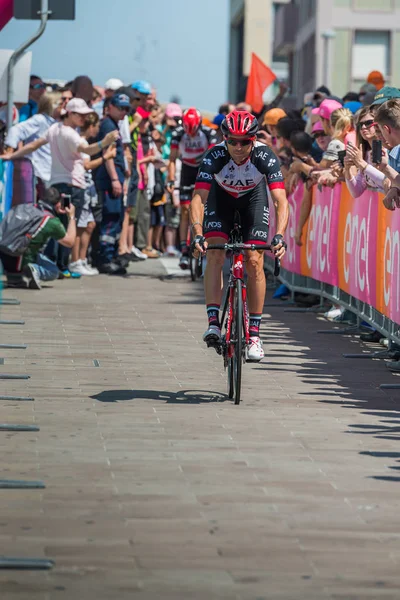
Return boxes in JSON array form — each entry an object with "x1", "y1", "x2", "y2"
[
  {"x1": 192, "y1": 234, "x2": 207, "y2": 258},
  {"x1": 271, "y1": 234, "x2": 287, "y2": 260}
]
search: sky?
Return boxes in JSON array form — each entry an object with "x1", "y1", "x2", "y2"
[{"x1": 1, "y1": 0, "x2": 230, "y2": 112}]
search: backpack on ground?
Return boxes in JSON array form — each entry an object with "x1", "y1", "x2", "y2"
[{"x1": 0, "y1": 204, "x2": 52, "y2": 256}]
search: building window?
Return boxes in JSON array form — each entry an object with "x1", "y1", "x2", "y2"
[{"x1": 351, "y1": 30, "x2": 390, "y2": 87}]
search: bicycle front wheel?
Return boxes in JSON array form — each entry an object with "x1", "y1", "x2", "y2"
[{"x1": 233, "y1": 279, "x2": 243, "y2": 405}]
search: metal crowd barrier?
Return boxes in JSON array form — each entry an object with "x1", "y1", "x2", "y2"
[{"x1": 265, "y1": 260, "x2": 400, "y2": 348}]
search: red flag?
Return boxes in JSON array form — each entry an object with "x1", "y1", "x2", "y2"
[
  {"x1": 0, "y1": 0, "x2": 13, "y2": 31},
  {"x1": 245, "y1": 53, "x2": 277, "y2": 114}
]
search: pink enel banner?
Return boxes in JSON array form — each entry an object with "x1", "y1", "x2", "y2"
[
  {"x1": 337, "y1": 185, "x2": 378, "y2": 307},
  {"x1": 273, "y1": 180, "x2": 400, "y2": 325}
]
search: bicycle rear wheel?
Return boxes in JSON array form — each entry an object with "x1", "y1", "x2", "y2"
[{"x1": 232, "y1": 279, "x2": 243, "y2": 405}]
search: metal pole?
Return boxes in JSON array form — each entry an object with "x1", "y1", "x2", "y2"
[
  {"x1": 322, "y1": 36, "x2": 329, "y2": 87},
  {"x1": 6, "y1": 0, "x2": 51, "y2": 129}
]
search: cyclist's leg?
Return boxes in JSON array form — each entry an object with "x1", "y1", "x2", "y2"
[
  {"x1": 179, "y1": 166, "x2": 197, "y2": 262},
  {"x1": 240, "y1": 183, "x2": 270, "y2": 358},
  {"x1": 203, "y1": 184, "x2": 232, "y2": 341}
]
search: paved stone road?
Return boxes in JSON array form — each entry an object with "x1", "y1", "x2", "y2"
[{"x1": 1, "y1": 259, "x2": 400, "y2": 599}]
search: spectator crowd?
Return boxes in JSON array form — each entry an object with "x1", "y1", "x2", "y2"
[{"x1": 1, "y1": 68, "x2": 400, "y2": 315}]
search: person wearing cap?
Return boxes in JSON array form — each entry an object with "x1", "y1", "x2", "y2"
[
  {"x1": 93, "y1": 93, "x2": 131, "y2": 274},
  {"x1": 105, "y1": 78, "x2": 124, "y2": 97},
  {"x1": 312, "y1": 98, "x2": 342, "y2": 135},
  {"x1": 370, "y1": 86, "x2": 400, "y2": 110},
  {"x1": 261, "y1": 108, "x2": 287, "y2": 149},
  {"x1": 91, "y1": 78, "x2": 124, "y2": 118},
  {"x1": 1, "y1": 98, "x2": 119, "y2": 277},
  {"x1": 343, "y1": 101, "x2": 362, "y2": 115},
  {"x1": 19, "y1": 75, "x2": 46, "y2": 123},
  {"x1": 310, "y1": 121, "x2": 330, "y2": 152},
  {"x1": 131, "y1": 80, "x2": 152, "y2": 115}
]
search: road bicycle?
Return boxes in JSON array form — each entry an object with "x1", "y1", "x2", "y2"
[{"x1": 203, "y1": 218, "x2": 280, "y2": 405}]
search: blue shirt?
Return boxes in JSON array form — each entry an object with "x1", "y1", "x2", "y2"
[
  {"x1": 389, "y1": 145, "x2": 400, "y2": 172},
  {"x1": 19, "y1": 100, "x2": 38, "y2": 122},
  {"x1": 94, "y1": 116, "x2": 125, "y2": 190}
]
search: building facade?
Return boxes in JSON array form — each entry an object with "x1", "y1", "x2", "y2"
[
  {"x1": 274, "y1": 0, "x2": 400, "y2": 104},
  {"x1": 228, "y1": 0, "x2": 290, "y2": 103}
]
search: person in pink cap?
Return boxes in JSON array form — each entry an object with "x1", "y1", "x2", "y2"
[
  {"x1": 312, "y1": 99, "x2": 342, "y2": 136},
  {"x1": 312, "y1": 120, "x2": 331, "y2": 153}
]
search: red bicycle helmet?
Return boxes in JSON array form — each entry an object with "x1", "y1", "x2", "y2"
[
  {"x1": 183, "y1": 107, "x2": 202, "y2": 136},
  {"x1": 221, "y1": 110, "x2": 259, "y2": 138}
]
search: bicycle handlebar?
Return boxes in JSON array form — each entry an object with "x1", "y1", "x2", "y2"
[{"x1": 206, "y1": 243, "x2": 281, "y2": 277}]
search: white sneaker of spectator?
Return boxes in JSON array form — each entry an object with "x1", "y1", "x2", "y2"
[
  {"x1": 81, "y1": 259, "x2": 99, "y2": 275},
  {"x1": 164, "y1": 246, "x2": 179, "y2": 257},
  {"x1": 324, "y1": 305, "x2": 345, "y2": 321},
  {"x1": 69, "y1": 259, "x2": 97, "y2": 276},
  {"x1": 131, "y1": 246, "x2": 148, "y2": 260}
]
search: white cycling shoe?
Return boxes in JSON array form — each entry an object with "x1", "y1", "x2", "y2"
[
  {"x1": 247, "y1": 336, "x2": 265, "y2": 362},
  {"x1": 203, "y1": 325, "x2": 221, "y2": 345}
]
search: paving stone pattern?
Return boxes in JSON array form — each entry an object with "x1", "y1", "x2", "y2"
[{"x1": 1, "y1": 268, "x2": 400, "y2": 599}]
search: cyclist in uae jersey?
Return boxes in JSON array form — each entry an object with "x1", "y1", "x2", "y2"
[
  {"x1": 190, "y1": 110, "x2": 289, "y2": 362},
  {"x1": 166, "y1": 107, "x2": 217, "y2": 269}
]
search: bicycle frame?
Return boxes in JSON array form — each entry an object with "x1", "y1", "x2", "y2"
[{"x1": 225, "y1": 250, "x2": 250, "y2": 358}]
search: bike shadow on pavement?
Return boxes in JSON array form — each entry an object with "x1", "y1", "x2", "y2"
[{"x1": 90, "y1": 389, "x2": 230, "y2": 404}]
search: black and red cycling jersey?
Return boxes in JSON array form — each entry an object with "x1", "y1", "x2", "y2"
[
  {"x1": 170, "y1": 125, "x2": 217, "y2": 168},
  {"x1": 194, "y1": 141, "x2": 285, "y2": 198}
]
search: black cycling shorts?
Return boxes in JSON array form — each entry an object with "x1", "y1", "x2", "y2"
[
  {"x1": 203, "y1": 180, "x2": 270, "y2": 244},
  {"x1": 180, "y1": 164, "x2": 198, "y2": 204}
]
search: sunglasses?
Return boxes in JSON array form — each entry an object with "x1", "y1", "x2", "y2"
[
  {"x1": 30, "y1": 83, "x2": 46, "y2": 90},
  {"x1": 226, "y1": 138, "x2": 253, "y2": 147},
  {"x1": 314, "y1": 132, "x2": 326, "y2": 139},
  {"x1": 359, "y1": 119, "x2": 375, "y2": 129},
  {"x1": 61, "y1": 96, "x2": 72, "y2": 102}
]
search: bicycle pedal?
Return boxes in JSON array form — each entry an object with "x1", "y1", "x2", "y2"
[{"x1": 206, "y1": 339, "x2": 222, "y2": 353}]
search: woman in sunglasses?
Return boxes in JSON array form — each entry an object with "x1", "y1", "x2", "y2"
[
  {"x1": 190, "y1": 110, "x2": 289, "y2": 362},
  {"x1": 344, "y1": 107, "x2": 387, "y2": 197}
]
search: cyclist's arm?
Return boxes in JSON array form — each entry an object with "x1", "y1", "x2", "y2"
[
  {"x1": 270, "y1": 187, "x2": 289, "y2": 237},
  {"x1": 190, "y1": 189, "x2": 209, "y2": 237}
]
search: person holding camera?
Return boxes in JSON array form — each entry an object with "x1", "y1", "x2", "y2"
[
  {"x1": 344, "y1": 107, "x2": 387, "y2": 197},
  {"x1": 0, "y1": 188, "x2": 77, "y2": 290}
]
